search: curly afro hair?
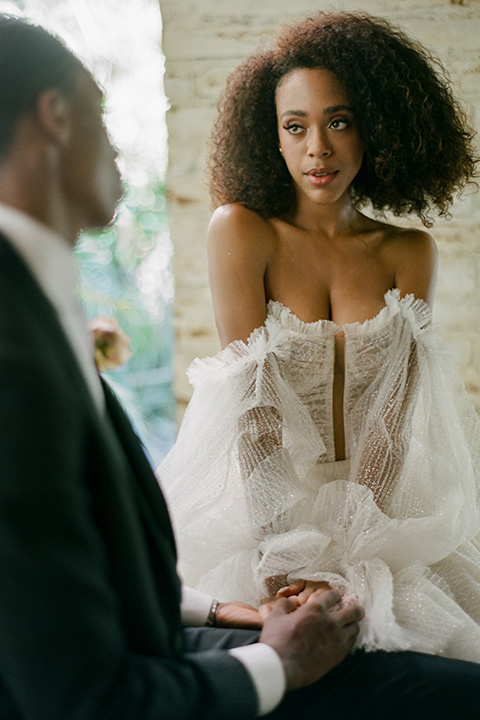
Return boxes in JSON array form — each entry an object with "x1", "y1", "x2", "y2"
[{"x1": 207, "y1": 12, "x2": 478, "y2": 226}]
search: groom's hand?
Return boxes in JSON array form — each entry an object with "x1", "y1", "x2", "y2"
[
  {"x1": 215, "y1": 601, "x2": 263, "y2": 629},
  {"x1": 259, "y1": 591, "x2": 363, "y2": 690}
]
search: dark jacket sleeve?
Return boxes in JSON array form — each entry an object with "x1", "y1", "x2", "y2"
[{"x1": 0, "y1": 348, "x2": 258, "y2": 720}]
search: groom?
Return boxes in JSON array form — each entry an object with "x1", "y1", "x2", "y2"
[{"x1": 0, "y1": 16, "x2": 479, "y2": 720}]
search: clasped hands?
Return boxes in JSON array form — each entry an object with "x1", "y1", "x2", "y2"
[
  {"x1": 214, "y1": 579, "x2": 363, "y2": 691},
  {"x1": 215, "y1": 578, "x2": 345, "y2": 630}
]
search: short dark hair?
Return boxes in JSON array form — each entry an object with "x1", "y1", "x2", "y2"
[
  {"x1": 207, "y1": 12, "x2": 478, "y2": 226},
  {"x1": 0, "y1": 16, "x2": 84, "y2": 157}
]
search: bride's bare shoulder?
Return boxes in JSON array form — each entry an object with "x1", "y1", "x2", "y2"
[
  {"x1": 380, "y1": 223, "x2": 437, "y2": 264},
  {"x1": 377, "y1": 222, "x2": 438, "y2": 302},
  {"x1": 207, "y1": 203, "x2": 276, "y2": 253}
]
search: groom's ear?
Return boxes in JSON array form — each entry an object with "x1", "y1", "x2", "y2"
[{"x1": 34, "y1": 89, "x2": 72, "y2": 146}]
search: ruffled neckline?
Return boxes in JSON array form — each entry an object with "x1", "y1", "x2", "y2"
[
  {"x1": 267, "y1": 288, "x2": 431, "y2": 338},
  {"x1": 188, "y1": 289, "x2": 432, "y2": 382}
]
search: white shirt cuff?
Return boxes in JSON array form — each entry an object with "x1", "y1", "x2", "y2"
[
  {"x1": 229, "y1": 643, "x2": 286, "y2": 716},
  {"x1": 180, "y1": 585, "x2": 214, "y2": 626}
]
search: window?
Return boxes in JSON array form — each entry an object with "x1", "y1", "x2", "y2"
[{"x1": 1, "y1": 0, "x2": 176, "y2": 464}]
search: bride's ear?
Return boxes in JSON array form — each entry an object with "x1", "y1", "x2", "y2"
[{"x1": 34, "y1": 89, "x2": 71, "y2": 146}]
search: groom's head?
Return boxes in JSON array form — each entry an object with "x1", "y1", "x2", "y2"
[
  {"x1": 0, "y1": 16, "x2": 122, "y2": 239},
  {"x1": 0, "y1": 17, "x2": 83, "y2": 158}
]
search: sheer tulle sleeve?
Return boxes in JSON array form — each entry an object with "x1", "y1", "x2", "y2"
[
  {"x1": 157, "y1": 306, "x2": 336, "y2": 604},
  {"x1": 285, "y1": 292, "x2": 480, "y2": 656}
]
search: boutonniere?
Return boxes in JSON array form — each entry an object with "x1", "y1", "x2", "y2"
[{"x1": 89, "y1": 316, "x2": 133, "y2": 372}]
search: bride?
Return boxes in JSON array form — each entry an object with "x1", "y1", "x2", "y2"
[{"x1": 158, "y1": 11, "x2": 480, "y2": 661}]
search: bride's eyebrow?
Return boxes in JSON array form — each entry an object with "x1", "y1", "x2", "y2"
[
  {"x1": 323, "y1": 104, "x2": 353, "y2": 114},
  {"x1": 281, "y1": 110, "x2": 307, "y2": 119},
  {"x1": 280, "y1": 105, "x2": 353, "y2": 119}
]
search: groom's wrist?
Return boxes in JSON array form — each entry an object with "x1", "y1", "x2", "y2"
[
  {"x1": 180, "y1": 585, "x2": 215, "y2": 626},
  {"x1": 205, "y1": 598, "x2": 219, "y2": 627}
]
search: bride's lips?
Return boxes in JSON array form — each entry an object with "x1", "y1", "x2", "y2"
[{"x1": 304, "y1": 168, "x2": 338, "y2": 186}]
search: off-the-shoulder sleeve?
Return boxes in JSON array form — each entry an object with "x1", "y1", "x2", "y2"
[
  {"x1": 157, "y1": 307, "x2": 335, "y2": 604},
  {"x1": 285, "y1": 291, "x2": 480, "y2": 656}
]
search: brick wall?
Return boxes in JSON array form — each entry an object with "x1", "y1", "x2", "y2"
[{"x1": 160, "y1": 0, "x2": 480, "y2": 415}]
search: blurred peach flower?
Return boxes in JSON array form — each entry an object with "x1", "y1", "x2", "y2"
[{"x1": 89, "y1": 316, "x2": 133, "y2": 372}]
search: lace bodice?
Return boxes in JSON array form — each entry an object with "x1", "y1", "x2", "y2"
[{"x1": 252, "y1": 290, "x2": 431, "y2": 461}]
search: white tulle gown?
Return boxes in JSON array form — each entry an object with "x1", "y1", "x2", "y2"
[{"x1": 157, "y1": 289, "x2": 480, "y2": 661}]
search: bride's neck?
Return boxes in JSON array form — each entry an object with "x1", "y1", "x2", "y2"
[{"x1": 286, "y1": 193, "x2": 362, "y2": 238}]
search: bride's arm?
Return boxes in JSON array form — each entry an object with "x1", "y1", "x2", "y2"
[
  {"x1": 207, "y1": 206, "x2": 286, "y2": 505},
  {"x1": 208, "y1": 207, "x2": 289, "y2": 527},
  {"x1": 353, "y1": 340, "x2": 420, "y2": 510},
  {"x1": 353, "y1": 230, "x2": 438, "y2": 512},
  {"x1": 207, "y1": 204, "x2": 273, "y2": 348},
  {"x1": 235, "y1": 379, "x2": 292, "y2": 596},
  {"x1": 208, "y1": 205, "x2": 305, "y2": 595}
]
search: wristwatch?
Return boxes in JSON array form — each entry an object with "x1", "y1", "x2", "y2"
[{"x1": 205, "y1": 598, "x2": 219, "y2": 627}]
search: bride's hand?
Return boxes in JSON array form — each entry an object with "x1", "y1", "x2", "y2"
[
  {"x1": 277, "y1": 579, "x2": 334, "y2": 605},
  {"x1": 215, "y1": 601, "x2": 263, "y2": 629},
  {"x1": 258, "y1": 579, "x2": 335, "y2": 620},
  {"x1": 258, "y1": 593, "x2": 300, "y2": 621}
]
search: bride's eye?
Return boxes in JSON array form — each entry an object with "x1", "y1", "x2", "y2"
[
  {"x1": 329, "y1": 117, "x2": 352, "y2": 130},
  {"x1": 284, "y1": 123, "x2": 304, "y2": 135}
]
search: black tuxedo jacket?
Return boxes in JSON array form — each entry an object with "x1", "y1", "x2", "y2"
[{"x1": 0, "y1": 234, "x2": 257, "y2": 719}]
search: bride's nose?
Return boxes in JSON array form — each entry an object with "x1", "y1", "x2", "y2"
[{"x1": 307, "y1": 127, "x2": 332, "y2": 157}]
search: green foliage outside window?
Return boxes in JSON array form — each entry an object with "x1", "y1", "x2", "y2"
[{"x1": 75, "y1": 178, "x2": 176, "y2": 466}]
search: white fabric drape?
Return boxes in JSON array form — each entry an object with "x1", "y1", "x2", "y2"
[{"x1": 158, "y1": 290, "x2": 480, "y2": 661}]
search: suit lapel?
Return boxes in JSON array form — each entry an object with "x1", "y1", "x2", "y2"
[
  {"x1": 101, "y1": 378, "x2": 178, "y2": 555},
  {"x1": 101, "y1": 379, "x2": 182, "y2": 633}
]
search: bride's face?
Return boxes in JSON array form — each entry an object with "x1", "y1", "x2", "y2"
[{"x1": 276, "y1": 67, "x2": 364, "y2": 208}]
